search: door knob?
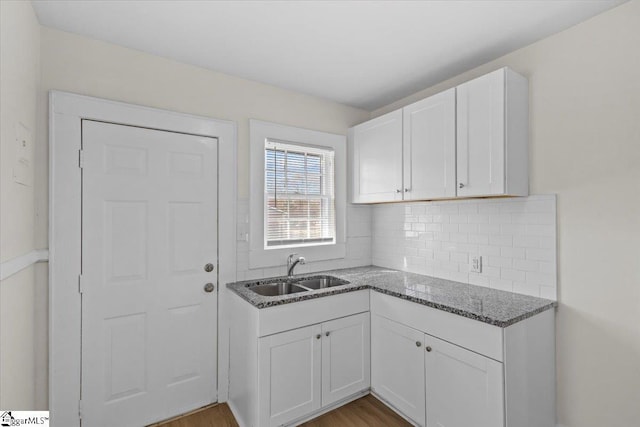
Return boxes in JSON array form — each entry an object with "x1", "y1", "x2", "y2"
[
  {"x1": 204, "y1": 283, "x2": 215, "y2": 293},
  {"x1": 204, "y1": 263, "x2": 214, "y2": 272}
]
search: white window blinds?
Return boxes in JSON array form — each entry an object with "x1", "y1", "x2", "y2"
[{"x1": 264, "y1": 139, "x2": 336, "y2": 248}]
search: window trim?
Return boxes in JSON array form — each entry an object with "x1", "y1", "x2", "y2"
[{"x1": 249, "y1": 120, "x2": 346, "y2": 269}]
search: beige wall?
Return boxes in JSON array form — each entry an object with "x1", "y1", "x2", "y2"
[
  {"x1": 36, "y1": 26, "x2": 368, "y2": 218},
  {"x1": 0, "y1": 0, "x2": 41, "y2": 409},
  {"x1": 373, "y1": 2, "x2": 640, "y2": 426},
  {"x1": 29, "y1": 22, "x2": 369, "y2": 410}
]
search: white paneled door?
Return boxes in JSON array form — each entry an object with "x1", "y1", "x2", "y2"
[{"x1": 81, "y1": 121, "x2": 218, "y2": 427}]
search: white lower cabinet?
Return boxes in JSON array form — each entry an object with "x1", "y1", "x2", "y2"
[
  {"x1": 258, "y1": 312, "x2": 370, "y2": 427},
  {"x1": 372, "y1": 314, "x2": 504, "y2": 427},
  {"x1": 371, "y1": 315, "x2": 426, "y2": 426},
  {"x1": 424, "y1": 335, "x2": 504, "y2": 427},
  {"x1": 258, "y1": 324, "x2": 322, "y2": 427},
  {"x1": 230, "y1": 290, "x2": 555, "y2": 427},
  {"x1": 321, "y1": 313, "x2": 371, "y2": 407}
]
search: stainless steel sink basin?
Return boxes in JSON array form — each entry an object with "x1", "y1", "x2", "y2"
[
  {"x1": 250, "y1": 282, "x2": 308, "y2": 296},
  {"x1": 294, "y1": 275, "x2": 349, "y2": 290}
]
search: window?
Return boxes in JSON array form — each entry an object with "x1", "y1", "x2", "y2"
[
  {"x1": 265, "y1": 140, "x2": 335, "y2": 248},
  {"x1": 249, "y1": 120, "x2": 346, "y2": 268}
]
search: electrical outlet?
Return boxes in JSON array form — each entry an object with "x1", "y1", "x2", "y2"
[{"x1": 470, "y1": 255, "x2": 482, "y2": 273}]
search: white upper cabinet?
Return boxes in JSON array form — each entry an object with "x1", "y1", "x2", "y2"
[
  {"x1": 403, "y1": 88, "x2": 456, "y2": 200},
  {"x1": 456, "y1": 68, "x2": 529, "y2": 197},
  {"x1": 350, "y1": 110, "x2": 403, "y2": 203},
  {"x1": 349, "y1": 67, "x2": 529, "y2": 203}
]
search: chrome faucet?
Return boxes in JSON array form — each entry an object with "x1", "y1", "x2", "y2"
[{"x1": 287, "y1": 253, "x2": 306, "y2": 277}]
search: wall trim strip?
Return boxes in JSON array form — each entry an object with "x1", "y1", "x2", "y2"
[{"x1": 0, "y1": 249, "x2": 49, "y2": 281}]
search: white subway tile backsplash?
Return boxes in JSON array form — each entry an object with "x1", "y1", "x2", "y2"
[
  {"x1": 513, "y1": 235, "x2": 540, "y2": 248},
  {"x1": 489, "y1": 235, "x2": 513, "y2": 246},
  {"x1": 490, "y1": 277, "x2": 514, "y2": 292},
  {"x1": 513, "y1": 259, "x2": 538, "y2": 272},
  {"x1": 501, "y1": 268, "x2": 526, "y2": 282},
  {"x1": 237, "y1": 195, "x2": 557, "y2": 301},
  {"x1": 526, "y1": 248, "x2": 555, "y2": 261},
  {"x1": 372, "y1": 195, "x2": 557, "y2": 300},
  {"x1": 501, "y1": 247, "x2": 526, "y2": 259},
  {"x1": 487, "y1": 256, "x2": 513, "y2": 269}
]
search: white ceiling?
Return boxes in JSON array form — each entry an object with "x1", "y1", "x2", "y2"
[{"x1": 32, "y1": 0, "x2": 626, "y2": 110}]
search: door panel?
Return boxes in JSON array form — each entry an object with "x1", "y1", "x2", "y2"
[
  {"x1": 259, "y1": 325, "x2": 322, "y2": 427},
  {"x1": 425, "y1": 335, "x2": 504, "y2": 427},
  {"x1": 456, "y1": 69, "x2": 505, "y2": 196},
  {"x1": 371, "y1": 315, "x2": 426, "y2": 426},
  {"x1": 81, "y1": 120, "x2": 218, "y2": 426},
  {"x1": 403, "y1": 88, "x2": 456, "y2": 200},
  {"x1": 321, "y1": 312, "x2": 370, "y2": 406},
  {"x1": 351, "y1": 110, "x2": 403, "y2": 203}
]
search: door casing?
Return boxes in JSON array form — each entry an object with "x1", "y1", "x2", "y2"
[{"x1": 49, "y1": 91, "x2": 237, "y2": 427}]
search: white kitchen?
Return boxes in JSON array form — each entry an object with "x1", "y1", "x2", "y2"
[{"x1": 0, "y1": 1, "x2": 638, "y2": 427}]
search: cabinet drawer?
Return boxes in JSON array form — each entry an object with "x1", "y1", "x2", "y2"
[
  {"x1": 258, "y1": 290, "x2": 370, "y2": 337},
  {"x1": 370, "y1": 291, "x2": 503, "y2": 361}
]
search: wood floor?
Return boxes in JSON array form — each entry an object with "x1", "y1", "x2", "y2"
[{"x1": 153, "y1": 395, "x2": 410, "y2": 427}]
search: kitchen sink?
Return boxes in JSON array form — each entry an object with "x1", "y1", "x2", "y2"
[
  {"x1": 294, "y1": 275, "x2": 350, "y2": 290},
  {"x1": 250, "y1": 282, "x2": 308, "y2": 296},
  {"x1": 247, "y1": 275, "x2": 350, "y2": 297}
]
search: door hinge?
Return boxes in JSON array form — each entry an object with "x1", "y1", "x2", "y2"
[
  {"x1": 78, "y1": 399, "x2": 83, "y2": 419},
  {"x1": 78, "y1": 274, "x2": 84, "y2": 294},
  {"x1": 78, "y1": 149, "x2": 85, "y2": 168}
]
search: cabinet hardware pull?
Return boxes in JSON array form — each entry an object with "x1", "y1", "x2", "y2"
[
  {"x1": 426, "y1": 346, "x2": 432, "y2": 352},
  {"x1": 204, "y1": 263, "x2": 214, "y2": 272},
  {"x1": 395, "y1": 189, "x2": 402, "y2": 193},
  {"x1": 416, "y1": 341, "x2": 422, "y2": 347},
  {"x1": 458, "y1": 183, "x2": 465, "y2": 189},
  {"x1": 325, "y1": 332, "x2": 330, "y2": 337},
  {"x1": 316, "y1": 334, "x2": 321, "y2": 340},
  {"x1": 404, "y1": 188, "x2": 410, "y2": 192}
]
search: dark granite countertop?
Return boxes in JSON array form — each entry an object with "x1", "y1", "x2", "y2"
[{"x1": 226, "y1": 266, "x2": 556, "y2": 328}]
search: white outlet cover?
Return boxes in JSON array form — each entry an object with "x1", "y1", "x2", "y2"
[{"x1": 470, "y1": 255, "x2": 482, "y2": 273}]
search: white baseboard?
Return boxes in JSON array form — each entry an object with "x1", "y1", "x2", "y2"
[
  {"x1": 0, "y1": 249, "x2": 49, "y2": 281},
  {"x1": 370, "y1": 390, "x2": 420, "y2": 426},
  {"x1": 227, "y1": 399, "x2": 248, "y2": 427}
]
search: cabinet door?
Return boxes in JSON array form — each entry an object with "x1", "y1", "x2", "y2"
[
  {"x1": 456, "y1": 69, "x2": 505, "y2": 197},
  {"x1": 321, "y1": 312, "x2": 370, "y2": 407},
  {"x1": 425, "y1": 335, "x2": 504, "y2": 427},
  {"x1": 258, "y1": 325, "x2": 322, "y2": 427},
  {"x1": 371, "y1": 315, "x2": 425, "y2": 426},
  {"x1": 403, "y1": 88, "x2": 456, "y2": 200},
  {"x1": 350, "y1": 110, "x2": 403, "y2": 203}
]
